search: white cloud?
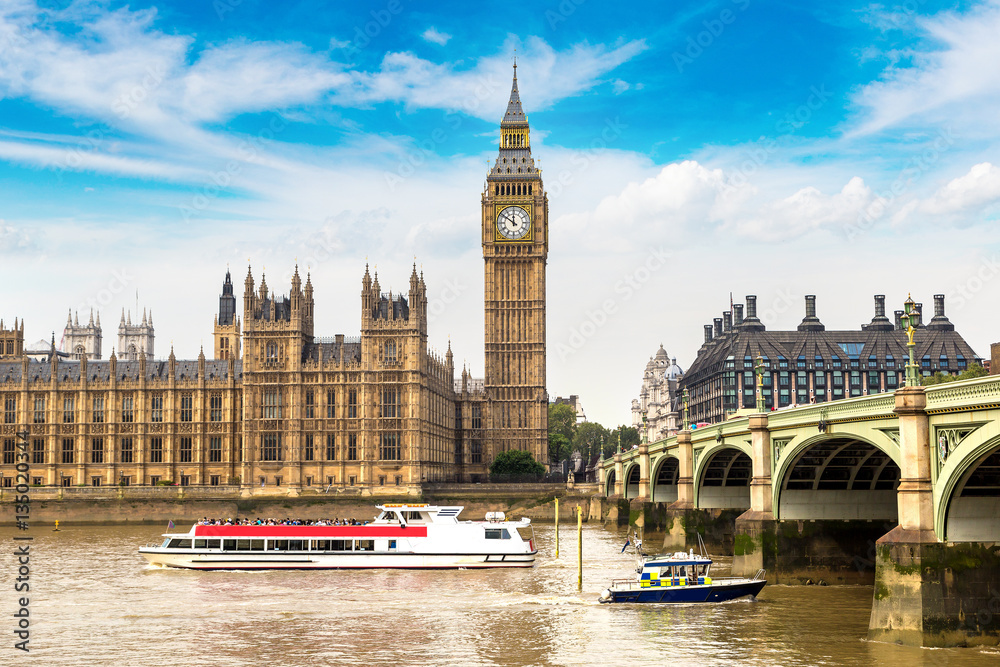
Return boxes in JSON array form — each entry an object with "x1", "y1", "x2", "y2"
[
  {"x1": 892, "y1": 162, "x2": 1000, "y2": 225},
  {"x1": 421, "y1": 27, "x2": 451, "y2": 46},
  {"x1": 0, "y1": 219, "x2": 36, "y2": 253},
  {"x1": 850, "y1": 1, "x2": 1000, "y2": 136}
]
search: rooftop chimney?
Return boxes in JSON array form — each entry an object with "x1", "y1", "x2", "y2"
[
  {"x1": 714, "y1": 318, "x2": 723, "y2": 338},
  {"x1": 797, "y1": 294, "x2": 825, "y2": 332},
  {"x1": 704, "y1": 325, "x2": 713, "y2": 344},
  {"x1": 723, "y1": 311, "x2": 732, "y2": 333},
  {"x1": 868, "y1": 294, "x2": 894, "y2": 331},
  {"x1": 742, "y1": 295, "x2": 765, "y2": 331},
  {"x1": 894, "y1": 310, "x2": 904, "y2": 330},
  {"x1": 927, "y1": 293, "x2": 954, "y2": 331},
  {"x1": 733, "y1": 304, "x2": 744, "y2": 326}
]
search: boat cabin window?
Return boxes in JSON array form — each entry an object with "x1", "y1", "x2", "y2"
[
  {"x1": 354, "y1": 539, "x2": 374, "y2": 551},
  {"x1": 223, "y1": 539, "x2": 237, "y2": 551},
  {"x1": 167, "y1": 539, "x2": 192, "y2": 549},
  {"x1": 485, "y1": 529, "x2": 511, "y2": 540},
  {"x1": 402, "y1": 511, "x2": 425, "y2": 523},
  {"x1": 194, "y1": 539, "x2": 221, "y2": 549},
  {"x1": 378, "y1": 511, "x2": 401, "y2": 522},
  {"x1": 271, "y1": 540, "x2": 289, "y2": 551}
]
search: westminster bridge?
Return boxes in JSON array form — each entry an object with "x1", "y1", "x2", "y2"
[{"x1": 598, "y1": 375, "x2": 1000, "y2": 648}]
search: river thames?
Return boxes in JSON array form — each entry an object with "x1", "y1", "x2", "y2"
[{"x1": 1, "y1": 523, "x2": 997, "y2": 666}]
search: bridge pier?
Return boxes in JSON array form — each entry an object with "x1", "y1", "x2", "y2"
[
  {"x1": 869, "y1": 387, "x2": 999, "y2": 647},
  {"x1": 733, "y1": 413, "x2": 777, "y2": 578},
  {"x1": 612, "y1": 453, "x2": 624, "y2": 497},
  {"x1": 637, "y1": 442, "x2": 650, "y2": 499}
]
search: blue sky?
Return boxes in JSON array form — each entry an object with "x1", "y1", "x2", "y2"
[{"x1": 2, "y1": 0, "x2": 1000, "y2": 426}]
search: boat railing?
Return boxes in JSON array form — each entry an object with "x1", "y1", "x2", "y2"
[{"x1": 753, "y1": 569, "x2": 766, "y2": 581}]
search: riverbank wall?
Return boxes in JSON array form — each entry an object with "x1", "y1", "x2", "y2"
[{"x1": 0, "y1": 483, "x2": 603, "y2": 525}]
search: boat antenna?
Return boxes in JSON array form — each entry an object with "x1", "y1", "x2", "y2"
[{"x1": 697, "y1": 532, "x2": 708, "y2": 558}]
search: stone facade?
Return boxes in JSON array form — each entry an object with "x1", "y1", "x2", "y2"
[
  {"x1": 481, "y1": 63, "x2": 549, "y2": 463},
  {"x1": 0, "y1": 67, "x2": 550, "y2": 491},
  {"x1": 62, "y1": 310, "x2": 102, "y2": 360},
  {"x1": 117, "y1": 309, "x2": 154, "y2": 361},
  {"x1": 631, "y1": 344, "x2": 683, "y2": 442}
]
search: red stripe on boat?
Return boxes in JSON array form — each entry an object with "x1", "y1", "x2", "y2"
[{"x1": 194, "y1": 525, "x2": 427, "y2": 538}]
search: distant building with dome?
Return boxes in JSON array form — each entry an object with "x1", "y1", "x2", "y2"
[{"x1": 631, "y1": 344, "x2": 684, "y2": 443}]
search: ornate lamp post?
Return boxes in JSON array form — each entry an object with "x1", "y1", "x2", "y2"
[
  {"x1": 754, "y1": 355, "x2": 766, "y2": 412},
  {"x1": 901, "y1": 294, "x2": 919, "y2": 387},
  {"x1": 682, "y1": 388, "x2": 690, "y2": 431},
  {"x1": 641, "y1": 410, "x2": 648, "y2": 444}
]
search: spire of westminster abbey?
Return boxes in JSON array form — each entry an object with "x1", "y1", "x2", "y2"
[{"x1": 482, "y1": 63, "x2": 549, "y2": 463}]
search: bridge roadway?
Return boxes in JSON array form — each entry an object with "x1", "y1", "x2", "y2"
[{"x1": 598, "y1": 375, "x2": 1000, "y2": 648}]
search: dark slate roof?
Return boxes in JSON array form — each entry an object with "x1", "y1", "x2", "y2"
[
  {"x1": 0, "y1": 359, "x2": 242, "y2": 384},
  {"x1": 683, "y1": 325, "x2": 981, "y2": 386},
  {"x1": 302, "y1": 341, "x2": 362, "y2": 365},
  {"x1": 501, "y1": 66, "x2": 526, "y2": 126}
]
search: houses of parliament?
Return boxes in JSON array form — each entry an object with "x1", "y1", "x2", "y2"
[{"x1": 0, "y1": 66, "x2": 549, "y2": 492}]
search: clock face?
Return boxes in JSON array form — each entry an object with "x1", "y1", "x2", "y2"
[{"x1": 497, "y1": 205, "x2": 531, "y2": 240}]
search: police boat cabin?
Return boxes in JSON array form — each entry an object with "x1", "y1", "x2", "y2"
[
  {"x1": 139, "y1": 504, "x2": 537, "y2": 570},
  {"x1": 599, "y1": 549, "x2": 766, "y2": 604}
]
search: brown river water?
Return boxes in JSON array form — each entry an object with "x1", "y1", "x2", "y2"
[{"x1": 1, "y1": 523, "x2": 998, "y2": 666}]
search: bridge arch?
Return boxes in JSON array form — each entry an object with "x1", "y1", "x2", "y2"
[
  {"x1": 937, "y1": 434, "x2": 1000, "y2": 542},
  {"x1": 623, "y1": 463, "x2": 641, "y2": 499},
  {"x1": 604, "y1": 469, "x2": 616, "y2": 497},
  {"x1": 651, "y1": 454, "x2": 679, "y2": 503},
  {"x1": 774, "y1": 432, "x2": 900, "y2": 521},
  {"x1": 695, "y1": 442, "x2": 751, "y2": 509}
]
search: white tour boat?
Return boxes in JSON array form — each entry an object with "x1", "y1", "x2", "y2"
[{"x1": 139, "y1": 504, "x2": 537, "y2": 570}]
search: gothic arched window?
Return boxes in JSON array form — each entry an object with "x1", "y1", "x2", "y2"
[
  {"x1": 266, "y1": 341, "x2": 278, "y2": 363},
  {"x1": 384, "y1": 340, "x2": 397, "y2": 363}
]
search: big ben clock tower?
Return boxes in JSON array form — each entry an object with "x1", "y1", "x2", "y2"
[{"x1": 482, "y1": 63, "x2": 548, "y2": 464}]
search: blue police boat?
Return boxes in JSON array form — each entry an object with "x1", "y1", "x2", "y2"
[{"x1": 598, "y1": 541, "x2": 766, "y2": 604}]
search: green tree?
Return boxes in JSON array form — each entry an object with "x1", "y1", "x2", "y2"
[
  {"x1": 548, "y1": 403, "x2": 577, "y2": 463},
  {"x1": 489, "y1": 449, "x2": 546, "y2": 478},
  {"x1": 605, "y1": 425, "x2": 640, "y2": 458},
  {"x1": 572, "y1": 421, "x2": 610, "y2": 462},
  {"x1": 921, "y1": 363, "x2": 989, "y2": 386}
]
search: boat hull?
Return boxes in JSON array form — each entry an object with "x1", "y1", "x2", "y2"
[
  {"x1": 601, "y1": 579, "x2": 766, "y2": 604},
  {"x1": 139, "y1": 548, "x2": 537, "y2": 570}
]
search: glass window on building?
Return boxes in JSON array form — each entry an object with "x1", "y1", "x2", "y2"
[
  {"x1": 832, "y1": 356, "x2": 842, "y2": 369},
  {"x1": 210, "y1": 393, "x2": 223, "y2": 422},
  {"x1": 868, "y1": 355, "x2": 877, "y2": 368},
  {"x1": 33, "y1": 396, "x2": 45, "y2": 424},
  {"x1": 304, "y1": 434, "x2": 314, "y2": 461},
  {"x1": 32, "y1": 438, "x2": 44, "y2": 464},
  {"x1": 120, "y1": 437, "x2": 133, "y2": 464},
  {"x1": 939, "y1": 356, "x2": 949, "y2": 369},
  {"x1": 91, "y1": 438, "x2": 104, "y2": 464},
  {"x1": 262, "y1": 433, "x2": 281, "y2": 461},
  {"x1": 151, "y1": 394, "x2": 163, "y2": 422},
  {"x1": 886, "y1": 355, "x2": 895, "y2": 369},
  {"x1": 62, "y1": 438, "x2": 74, "y2": 464},
  {"x1": 379, "y1": 432, "x2": 400, "y2": 460},
  {"x1": 868, "y1": 371, "x2": 880, "y2": 393},
  {"x1": 179, "y1": 437, "x2": 192, "y2": 463},
  {"x1": 209, "y1": 437, "x2": 222, "y2": 462},
  {"x1": 326, "y1": 389, "x2": 336, "y2": 418},
  {"x1": 181, "y1": 393, "x2": 194, "y2": 421},
  {"x1": 326, "y1": 434, "x2": 336, "y2": 460},
  {"x1": 347, "y1": 433, "x2": 357, "y2": 461},
  {"x1": 150, "y1": 437, "x2": 163, "y2": 463},
  {"x1": 63, "y1": 396, "x2": 75, "y2": 423},
  {"x1": 921, "y1": 355, "x2": 931, "y2": 369},
  {"x1": 305, "y1": 390, "x2": 314, "y2": 419},
  {"x1": 797, "y1": 356, "x2": 806, "y2": 369},
  {"x1": 814, "y1": 356, "x2": 824, "y2": 369}
]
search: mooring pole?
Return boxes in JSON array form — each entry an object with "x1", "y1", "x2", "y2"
[
  {"x1": 554, "y1": 498, "x2": 559, "y2": 558},
  {"x1": 577, "y1": 505, "x2": 583, "y2": 589}
]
